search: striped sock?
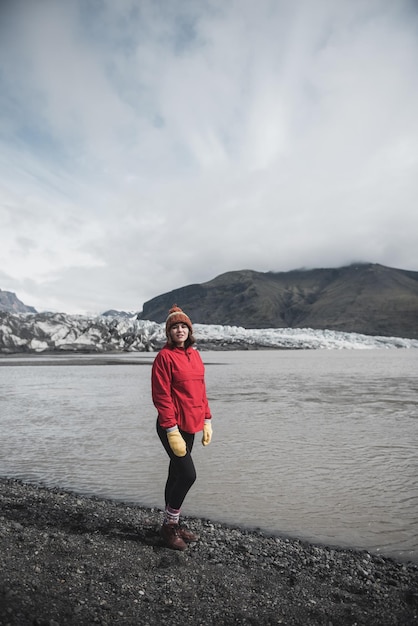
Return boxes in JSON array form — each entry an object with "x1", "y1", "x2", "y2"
[{"x1": 164, "y1": 505, "x2": 180, "y2": 525}]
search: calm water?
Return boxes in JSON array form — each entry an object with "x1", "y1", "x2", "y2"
[{"x1": 1, "y1": 349, "x2": 417, "y2": 562}]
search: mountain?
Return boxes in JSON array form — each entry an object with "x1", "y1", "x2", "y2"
[
  {"x1": 0, "y1": 289, "x2": 37, "y2": 314},
  {"x1": 138, "y1": 263, "x2": 418, "y2": 339}
]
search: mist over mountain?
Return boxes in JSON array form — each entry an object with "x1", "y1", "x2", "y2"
[{"x1": 138, "y1": 263, "x2": 418, "y2": 340}]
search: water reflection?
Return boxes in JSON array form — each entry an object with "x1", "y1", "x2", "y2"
[{"x1": 0, "y1": 349, "x2": 417, "y2": 562}]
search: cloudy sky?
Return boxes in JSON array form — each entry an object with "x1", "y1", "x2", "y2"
[{"x1": 1, "y1": 0, "x2": 418, "y2": 314}]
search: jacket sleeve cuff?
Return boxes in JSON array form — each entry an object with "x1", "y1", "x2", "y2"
[{"x1": 166, "y1": 425, "x2": 178, "y2": 433}]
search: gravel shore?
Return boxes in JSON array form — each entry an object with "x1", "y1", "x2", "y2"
[{"x1": 1, "y1": 478, "x2": 417, "y2": 625}]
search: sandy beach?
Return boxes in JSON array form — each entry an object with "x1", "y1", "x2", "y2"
[{"x1": 1, "y1": 477, "x2": 417, "y2": 625}]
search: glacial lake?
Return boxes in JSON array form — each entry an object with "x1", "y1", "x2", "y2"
[{"x1": 0, "y1": 349, "x2": 417, "y2": 562}]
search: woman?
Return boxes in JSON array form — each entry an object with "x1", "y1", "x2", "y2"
[{"x1": 152, "y1": 305, "x2": 213, "y2": 551}]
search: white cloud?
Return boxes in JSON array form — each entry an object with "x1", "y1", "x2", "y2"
[{"x1": 0, "y1": 0, "x2": 417, "y2": 313}]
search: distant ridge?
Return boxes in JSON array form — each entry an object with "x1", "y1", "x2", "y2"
[
  {"x1": 0, "y1": 289, "x2": 37, "y2": 314},
  {"x1": 138, "y1": 263, "x2": 418, "y2": 339}
]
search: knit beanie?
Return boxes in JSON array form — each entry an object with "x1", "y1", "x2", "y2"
[{"x1": 165, "y1": 305, "x2": 193, "y2": 336}]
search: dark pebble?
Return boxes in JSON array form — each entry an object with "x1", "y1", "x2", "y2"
[{"x1": 0, "y1": 477, "x2": 417, "y2": 625}]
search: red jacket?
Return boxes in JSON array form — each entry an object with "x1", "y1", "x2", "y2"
[{"x1": 152, "y1": 343, "x2": 211, "y2": 433}]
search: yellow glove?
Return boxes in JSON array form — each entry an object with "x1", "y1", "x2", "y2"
[
  {"x1": 202, "y1": 420, "x2": 212, "y2": 446},
  {"x1": 167, "y1": 427, "x2": 187, "y2": 457}
]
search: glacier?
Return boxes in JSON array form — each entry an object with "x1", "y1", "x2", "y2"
[{"x1": 0, "y1": 311, "x2": 417, "y2": 353}]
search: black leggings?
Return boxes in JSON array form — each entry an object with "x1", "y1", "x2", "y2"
[{"x1": 156, "y1": 421, "x2": 197, "y2": 510}]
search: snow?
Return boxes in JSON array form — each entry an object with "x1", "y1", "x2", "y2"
[
  {"x1": 0, "y1": 312, "x2": 417, "y2": 353},
  {"x1": 194, "y1": 324, "x2": 418, "y2": 350},
  {"x1": 28, "y1": 339, "x2": 50, "y2": 352}
]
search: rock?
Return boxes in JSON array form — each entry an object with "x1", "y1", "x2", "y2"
[{"x1": 1, "y1": 478, "x2": 417, "y2": 625}]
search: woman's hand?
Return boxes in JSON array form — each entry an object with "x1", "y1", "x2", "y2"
[
  {"x1": 202, "y1": 420, "x2": 212, "y2": 446},
  {"x1": 167, "y1": 427, "x2": 187, "y2": 457}
]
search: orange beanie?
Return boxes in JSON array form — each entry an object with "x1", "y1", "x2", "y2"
[{"x1": 165, "y1": 305, "x2": 193, "y2": 336}]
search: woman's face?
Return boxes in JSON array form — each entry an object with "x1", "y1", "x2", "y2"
[{"x1": 169, "y1": 323, "x2": 189, "y2": 347}]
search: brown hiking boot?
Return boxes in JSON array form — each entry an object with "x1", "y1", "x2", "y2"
[
  {"x1": 178, "y1": 525, "x2": 200, "y2": 543},
  {"x1": 160, "y1": 523, "x2": 187, "y2": 551}
]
